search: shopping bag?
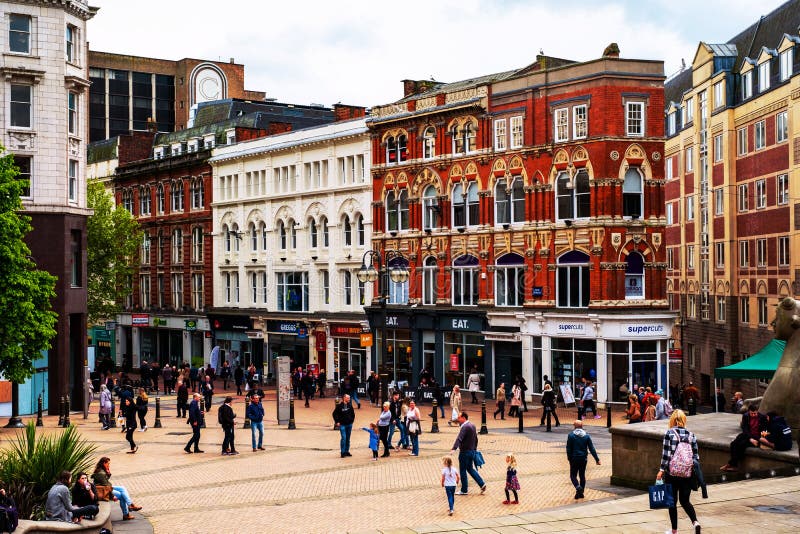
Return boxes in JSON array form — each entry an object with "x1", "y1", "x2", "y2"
[{"x1": 648, "y1": 481, "x2": 674, "y2": 509}]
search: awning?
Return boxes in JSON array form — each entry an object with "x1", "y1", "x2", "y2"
[{"x1": 714, "y1": 338, "x2": 786, "y2": 379}]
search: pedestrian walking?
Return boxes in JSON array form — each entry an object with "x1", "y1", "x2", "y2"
[
  {"x1": 176, "y1": 380, "x2": 188, "y2": 418},
  {"x1": 656, "y1": 409, "x2": 701, "y2": 534},
  {"x1": 450, "y1": 411, "x2": 486, "y2": 495},
  {"x1": 122, "y1": 397, "x2": 138, "y2": 454},
  {"x1": 503, "y1": 452, "x2": 521, "y2": 504},
  {"x1": 218, "y1": 396, "x2": 238, "y2": 455},
  {"x1": 566, "y1": 420, "x2": 600, "y2": 499},
  {"x1": 509, "y1": 381, "x2": 522, "y2": 418},
  {"x1": 406, "y1": 400, "x2": 422, "y2": 456},
  {"x1": 135, "y1": 388, "x2": 148, "y2": 431},
  {"x1": 540, "y1": 383, "x2": 560, "y2": 429},
  {"x1": 301, "y1": 371, "x2": 314, "y2": 407},
  {"x1": 441, "y1": 455, "x2": 460, "y2": 516},
  {"x1": 388, "y1": 391, "x2": 407, "y2": 450},
  {"x1": 362, "y1": 423, "x2": 380, "y2": 460},
  {"x1": 184, "y1": 393, "x2": 204, "y2": 454},
  {"x1": 448, "y1": 385, "x2": 462, "y2": 426},
  {"x1": 202, "y1": 375, "x2": 214, "y2": 412},
  {"x1": 333, "y1": 393, "x2": 355, "y2": 457},
  {"x1": 246, "y1": 394, "x2": 265, "y2": 452},
  {"x1": 377, "y1": 401, "x2": 392, "y2": 457},
  {"x1": 220, "y1": 361, "x2": 231, "y2": 390},
  {"x1": 99, "y1": 384, "x2": 112, "y2": 430},
  {"x1": 349, "y1": 370, "x2": 362, "y2": 409},
  {"x1": 317, "y1": 369, "x2": 327, "y2": 398},
  {"x1": 234, "y1": 365, "x2": 244, "y2": 396},
  {"x1": 467, "y1": 366, "x2": 481, "y2": 404},
  {"x1": 627, "y1": 393, "x2": 642, "y2": 423},
  {"x1": 161, "y1": 364, "x2": 173, "y2": 395},
  {"x1": 494, "y1": 383, "x2": 506, "y2": 420}
]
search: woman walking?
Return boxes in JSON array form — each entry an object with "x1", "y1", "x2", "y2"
[
  {"x1": 122, "y1": 397, "x2": 138, "y2": 453},
  {"x1": 494, "y1": 383, "x2": 506, "y2": 420},
  {"x1": 99, "y1": 384, "x2": 113, "y2": 430},
  {"x1": 377, "y1": 402, "x2": 392, "y2": 457},
  {"x1": 135, "y1": 388, "x2": 149, "y2": 431},
  {"x1": 448, "y1": 385, "x2": 462, "y2": 426},
  {"x1": 509, "y1": 381, "x2": 522, "y2": 418},
  {"x1": 656, "y1": 409, "x2": 701, "y2": 534},
  {"x1": 467, "y1": 366, "x2": 481, "y2": 404},
  {"x1": 405, "y1": 400, "x2": 422, "y2": 456},
  {"x1": 540, "y1": 383, "x2": 560, "y2": 429},
  {"x1": 627, "y1": 393, "x2": 642, "y2": 423}
]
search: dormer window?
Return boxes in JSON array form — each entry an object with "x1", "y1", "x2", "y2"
[
  {"x1": 742, "y1": 71, "x2": 753, "y2": 100},
  {"x1": 758, "y1": 61, "x2": 771, "y2": 92},
  {"x1": 153, "y1": 147, "x2": 165, "y2": 160},
  {"x1": 171, "y1": 143, "x2": 182, "y2": 156},
  {"x1": 780, "y1": 48, "x2": 793, "y2": 81},
  {"x1": 203, "y1": 135, "x2": 215, "y2": 149},
  {"x1": 187, "y1": 139, "x2": 198, "y2": 153},
  {"x1": 226, "y1": 130, "x2": 236, "y2": 145}
]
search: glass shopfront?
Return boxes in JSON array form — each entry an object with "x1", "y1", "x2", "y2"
[
  {"x1": 444, "y1": 333, "x2": 484, "y2": 389},
  {"x1": 552, "y1": 338, "x2": 597, "y2": 396},
  {"x1": 608, "y1": 340, "x2": 663, "y2": 402},
  {"x1": 330, "y1": 324, "x2": 368, "y2": 383},
  {"x1": 377, "y1": 329, "x2": 412, "y2": 386},
  {"x1": 267, "y1": 321, "x2": 310, "y2": 370}
]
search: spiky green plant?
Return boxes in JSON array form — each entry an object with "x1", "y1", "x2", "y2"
[{"x1": 0, "y1": 422, "x2": 97, "y2": 519}]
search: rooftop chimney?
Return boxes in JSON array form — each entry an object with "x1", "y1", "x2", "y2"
[{"x1": 333, "y1": 103, "x2": 366, "y2": 121}]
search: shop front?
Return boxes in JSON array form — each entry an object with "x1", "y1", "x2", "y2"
[
  {"x1": 370, "y1": 311, "x2": 412, "y2": 388},
  {"x1": 438, "y1": 315, "x2": 486, "y2": 392},
  {"x1": 328, "y1": 323, "x2": 370, "y2": 382},
  {"x1": 266, "y1": 320, "x2": 311, "y2": 372},
  {"x1": 209, "y1": 314, "x2": 257, "y2": 371},
  {"x1": 118, "y1": 313, "x2": 211, "y2": 369}
]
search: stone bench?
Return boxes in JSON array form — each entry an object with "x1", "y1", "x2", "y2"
[
  {"x1": 16, "y1": 501, "x2": 112, "y2": 534},
  {"x1": 610, "y1": 413, "x2": 799, "y2": 489}
]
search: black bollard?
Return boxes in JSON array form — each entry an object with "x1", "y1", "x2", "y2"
[
  {"x1": 109, "y1": 398, "x2": 116, "y2": 428},
  {"x1": 517, "y1": 401, "x2": 524, "y2": 433},
  {"x1": 57, "y1": 395, "x2": 65, "y2": 427},
  {"x1": 288, "y1": 398, "x2": 296, "y2": 430},
  {"x1": 243, "y1": 398, "x2": 251, "y2": 429},
  {"x1": 431, "y1": 399, "x2": 440, "y2": 433},
  {"x1": 36, "y1": 394, "x2": 43, "y2": 427},
  {"x1": 479, "y1": 400, "x2": 488, "y2": 435},
  {"x1": 63, "y1": 395, "x2": 71, "y2": 427},
  {"x1": 154, "y1": 397, "x2": 162, "y2": 428},
  {"x1": 333, "y1": 396, "x2": 340, "y2": 430},
  {"x1": 546, "y1": 405, "x2": 552, "y2": 432},
  {"x1": 200, "y1": 398, "x2": 206, "y2": 428},
  {"x1": 606, "y1": 402, "x2": 612, "y2": 428}
]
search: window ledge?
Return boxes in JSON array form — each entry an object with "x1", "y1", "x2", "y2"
[{"x1": 3, "y1": 52, "x2": 40, "y2": 60}]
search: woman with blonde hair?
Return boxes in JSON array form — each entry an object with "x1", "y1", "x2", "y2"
[
  {"x1": 448, "y1": 385, "x2": 462, "y2": 426},
  {"x1": 135, "y1": 388, "x2": 149, "y2": 431},
  {"x1": 656, "y1": 409, "x2": 701, "y2": 534}
]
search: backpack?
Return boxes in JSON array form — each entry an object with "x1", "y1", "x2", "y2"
[
  {"x1": 0, "y1": 503, "x2": 19, "y2": 533},
  {"x1": 668, "y1": 429, "x2": 694, "y2": 478},
  {"x1": 663, "y1": 399, "x2": 674, "y2": 417}
]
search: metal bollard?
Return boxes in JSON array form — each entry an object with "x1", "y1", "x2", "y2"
[
  {"x1": 517, "y1": 401, "x2": 524, "y2": 433},
  {"x1": 57, "y1": 395, "x2": 65, "y2": 427},
  {"x1": 288, "y1": 398, "x2": 296, "y2": 430},
  {"x1": 154, "y1": 397, "x2": 162, "y2": 428},
  {"x1": 606, "y1": 402, "x2": 612, "y2": 428},
  {"x1": 243, "y1": 398, "x2": 251, "y2": 429},
  {"x1": 430, "y1": 399, "x2": 440, "y2": 433},
  {"x1": 333, "y1": 396, "x2": 341, "y2": 430},
  {"x1": 200, "y1": 398, "x2": 206, "y2": 428},
  {"x1": 63, "y1": 395, "x2": 71, "y2": 427},
  {"x1": 36, "y1": 394, "x2": 43, "y2": 427},
  {"x1": 109, "y1": 399, "x2": 116, "y2": 428},
  {"x1": 546, "y1": 405, "x2": 552, "y2": 432},
  {"x1": 479, "y1": 400, "x2": 488, "y2": 435}
]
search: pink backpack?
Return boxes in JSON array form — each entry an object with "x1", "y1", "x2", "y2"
[{"x1": 668, "y1": 429, "x2": 694, "y2": 477}]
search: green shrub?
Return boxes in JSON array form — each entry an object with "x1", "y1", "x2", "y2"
[{"x1": 0, "y1": 422, "x2": 97, "y2": 519}]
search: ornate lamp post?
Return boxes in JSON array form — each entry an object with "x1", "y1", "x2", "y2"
[{"x1": 357, "y1": 250, "x2": 408, "y2": 392}]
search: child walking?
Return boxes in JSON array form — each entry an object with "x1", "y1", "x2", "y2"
[
  {"x1": 441, "y1": 456, "x2": 460, "y2": 516},
  {"x1": 503, "y1": 453, "x2": 520, "y2": 504},
  {"x1": 362, "y1": 423, "x2": 380, "y2": 460}
]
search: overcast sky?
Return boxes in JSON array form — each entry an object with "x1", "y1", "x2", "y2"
[{"x1": 87, "y1": 0, "x2": 788, "y2": 108}]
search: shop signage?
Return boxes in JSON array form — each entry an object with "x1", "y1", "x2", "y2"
[
  {"x1": 297, "y1": 326, "x2": 308, "y2": 339},
  {"x1": 245, "y1": 330, "x2": 264, "y2": 339},
  {"x1": 104, "y1": 321, "x2": 117, "y2": 331},
  {"x1": 131, "y1": 313, "x2": 149, "y2": 326},
  {"x1": 330, "y1": 324, "x2": 367, "y2": 336},
  {"x1": 360, "y1": 333, "x2": 373, "y2": 347},
  {"x1": 668, "y1": 348, "x2": 682, "y2": 363},
  {"x1": 152, "y1": 318, "x2": 167, "y2": 327},
  {"x1": 94, "y1": 329, "x2": 111, "y2": 341},
  {"x1": 483, "y1": 331, "x2": 520, "y2": 342},
  {"x1": 268, "y1": 321, "x2": 301, "y2": 334},
  {"x1": 315, "y1": 331, "x2": 326, "y2": 351},
  {"x1": 450, "y1": 353, "x2": 459, "y2": 371},
  {"x1": 438, "y1": 316, "x2": 482, "y2": 332},
  {"x1": 384, "y1": 314, "x2": 409, "y2": 329},
  {"x1": 184, "y1": 319, "x2": 197, "y2": 332},
  {"x1": 556, "y1": 323, "x2": 585, "y2": 334},
  {"x1": 532, "y1": 286, "x2": 543, "y2": 297},
  {"x1": 621, "y1": 323, "x2": 667, "y2": 337}
]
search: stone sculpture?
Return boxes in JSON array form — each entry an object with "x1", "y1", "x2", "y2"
[{"x1": 759, "y1": 297, "x2": 800, "y2": 432}]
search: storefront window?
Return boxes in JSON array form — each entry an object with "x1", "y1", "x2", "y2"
[
  {"x1": 268, "y1": 333, "x2": 308, "y2": 369},
  {"x1": 608, "y1": 340, "x2": 660, "y2": 401},
  {"x1": 552, "y1": 338, "x2": 596, "y2": 398},
  {"x1": 531, "y1": 337, "x2": 542, "y2": 393},
  {"x1": 377, "y1": 329, "x2": 412, "y2": 387},
  {"x1": 443, "y1": 333, "x2": 484, "y2": 390},
  {"x1": 334, "y1": 337, "x2": 367, "y2": 383}
]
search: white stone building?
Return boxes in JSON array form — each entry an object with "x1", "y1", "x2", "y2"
[
  {"x1": 0, "y1": 0, "x2": 96, "y2": 415},
  {"x1": 209, "y1": 117, "x2": 372, "y2": 382}
]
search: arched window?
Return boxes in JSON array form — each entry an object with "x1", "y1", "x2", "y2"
[
  {"x1": 356, "y1": 215, "x2": 365, "y2": 246},
  {"x1": 122, "y1": 189, "x2": 133, "y2": 213},
  {"x1": 139, "y1": 186, "x2": 151, "y2": 215},
  {"x1": 496, "y1": 177, "x2": 525, "y2": 225},
  {"x1": 452, "y1": 254, "x2": 479, "y2": 306},
  {"x1": 260, "y1": 222, "x2": 267, "y2": 250},
  {"x1": 453, "y1": 182, "x2": 479, "y2": 228},
  {"x1": 623, "y1": 167, "x2": 643, "y2": 218},
  {"x1": 223, "y1": 223, "x2": 231, "y2": 253},
  {"x1": 231, "y1": 223, "x2": 240, "y2": 252},
  {"x1": 386, "y1": 136, "x2": 397, "y2": 164},
  {"x1": 171, "y1": 228, "x2": 183, "y2": 264},
  {"x1": 625, "y1": 252, "x2": 645, "y2": 300},
  {"x1": 423, "y1": 126, "x2": 436, "y2": 159},
  {"x1": 386, "y1": 190, "x2": 409, "y2": 232},
  {"x1": 192, "y1": 226, "x2": 203, "y2": 263},
  {"x1": 140, "y1": 234, "x2": 150, "y2": 265},
  {"x1": 288, "y1": 219, "x2": 297, "y2": 249},
  {"x1": 191, "y1": 177, "x2": 204, "y2": 209},
  {"x1": 495, "y1": 253, "x2": 524, "y2": 307},
  {"x1": 422, "y1": 185, "x2": 439, "y2": 231},
  {"x1": 452, "y1": 121, "x2": 477, "y2": 155},
  {"x1": 343, "y1": 270, "x2": 352, "y2": 305},
  {"x1": 171, "y1": 180, "x2": 184, "y2": 211},
  {"x1": 422, "y1": 256, "x2": 438, "y2": 305},
  {"x1": 321, "y1": 216, "x2": 329, "y2": 247},
  {"x1": 157, "y1": 230, "x2": 164, "y2": 264},
  {"x1": 156, "y1": 183, "x2": 165, "y2": 214},
  {"x1": 251, "y1": 272, "x2": 258, "y2": 304},
  {"x1": 343, "y1": 215, "x2": 352, "y2": 246},
  {"x1": 249, "y1": 223, "x2": 257, "y2": 251},
  {"x1": 397, "y1": 134, "x2": 408, "y2": 162},
  {"x1": 309, "y1": 219, "x2": 318, "y2": 248},
  {"x1": 555, "y1": 170, "x2": 590, "y2": 220},
  {"x1": 388, "y1": 258, "x2": 409, "y2": 304},
  {"x1": 557, "y1": 251, "x2": 590, "y2": 308},
  {"x1": 278, "y1": 220, "x2": 287, "y2": 250}
]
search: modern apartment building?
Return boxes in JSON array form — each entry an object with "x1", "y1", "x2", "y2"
[{"x1": 664, "y1": 0, "x2": 800, "y2": 401}]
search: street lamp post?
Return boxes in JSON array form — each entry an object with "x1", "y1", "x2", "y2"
[{"x1": 357, "y1": 250, "x2": 408, "y2": 396}]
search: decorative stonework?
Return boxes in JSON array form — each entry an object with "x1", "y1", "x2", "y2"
[
  {"x1": 652, "y1": 151, "x2": 661, "y2": 161},
  {"x1": 444, "y1": 86, "x2": 488, "y2": 105},
  {"x1": 7, "y1": 131, "x2": 36, "y2": 151},
  {"x1": 611, "y1": 232, "x2": 622, "y2": 252},
  {"x1": 610, "y1": 150, "x2": 620, "y2": 161}
]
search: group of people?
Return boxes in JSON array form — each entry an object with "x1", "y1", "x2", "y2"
[
  {"x1": 626, "y1": 386, "x2": 673, "y2": 423},
  {"x1": 183, "y1": 392, "x2": 267, "y2": 455}
]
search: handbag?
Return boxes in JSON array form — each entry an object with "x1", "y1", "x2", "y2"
[
  {"x1": 451, "y1": 407, "x2": 459, "y2": 421},
  {"x1": 116, "y1": 412, "x2": 125, "y2": 427},
  {"x1": 407, "y1": 420, "x2": 420, "y2": 435},
  {"x1": 95, "y1": 485, "x2": 113, "y2": 501},
  {"x1": 648, "y1": 480, "x2": 674, "y2": 509}
]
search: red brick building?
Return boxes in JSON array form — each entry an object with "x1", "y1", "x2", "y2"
[{"x1": 364, "y1": 45, "x2": 673, "y2": 403}]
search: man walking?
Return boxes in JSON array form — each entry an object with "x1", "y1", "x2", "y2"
[
  {"x1": 218, "y1": 396, "x2": 238, "y2": 455},
  {"x1": 246, "y1": 394, "x2": 265, "y2": 452},
  {"x1": 565, "y1": 420, "x2": 600, "y2": 499},
  {"x1": 184, "y1": 393, "x2": 204, "y2": 453},
  {"x1": 333, "y1": 393, "x2": 355, "y2": 457},
  {"x1": 202, "y1": 374, "x2": 214, "y2": 412},
  {"x1": 450, "y1": 411, "x2": 486, "y2": 495}
]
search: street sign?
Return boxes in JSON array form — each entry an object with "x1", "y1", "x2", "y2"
[{"x1": 360, "y1": 333, "x2": 373, "y2": 347}]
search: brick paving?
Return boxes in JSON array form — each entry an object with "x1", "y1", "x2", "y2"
[{"x1": 0, "y1": 389, "x2": 630, "y2": 534}]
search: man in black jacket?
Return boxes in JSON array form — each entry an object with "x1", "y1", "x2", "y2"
[
  {"x1": 332, "y1": 394, "x2": 355, "y2": 457},
  {"x1": 184, "y1": 393, "x2": 204, "y2": 454},
  {"x1": 450, "y1": 412, "x2": 486, "y2": 495},
  {"x1": 218, "y1": 396, "x2": 238, "y2": 455},
  {"x1": 721, "y1": 403, "x2": 768, "y2": 471}
]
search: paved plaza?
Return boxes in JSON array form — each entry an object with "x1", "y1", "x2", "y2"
[{"x1": 1, "y1": 390, "x2": 798, "y2": 533}]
